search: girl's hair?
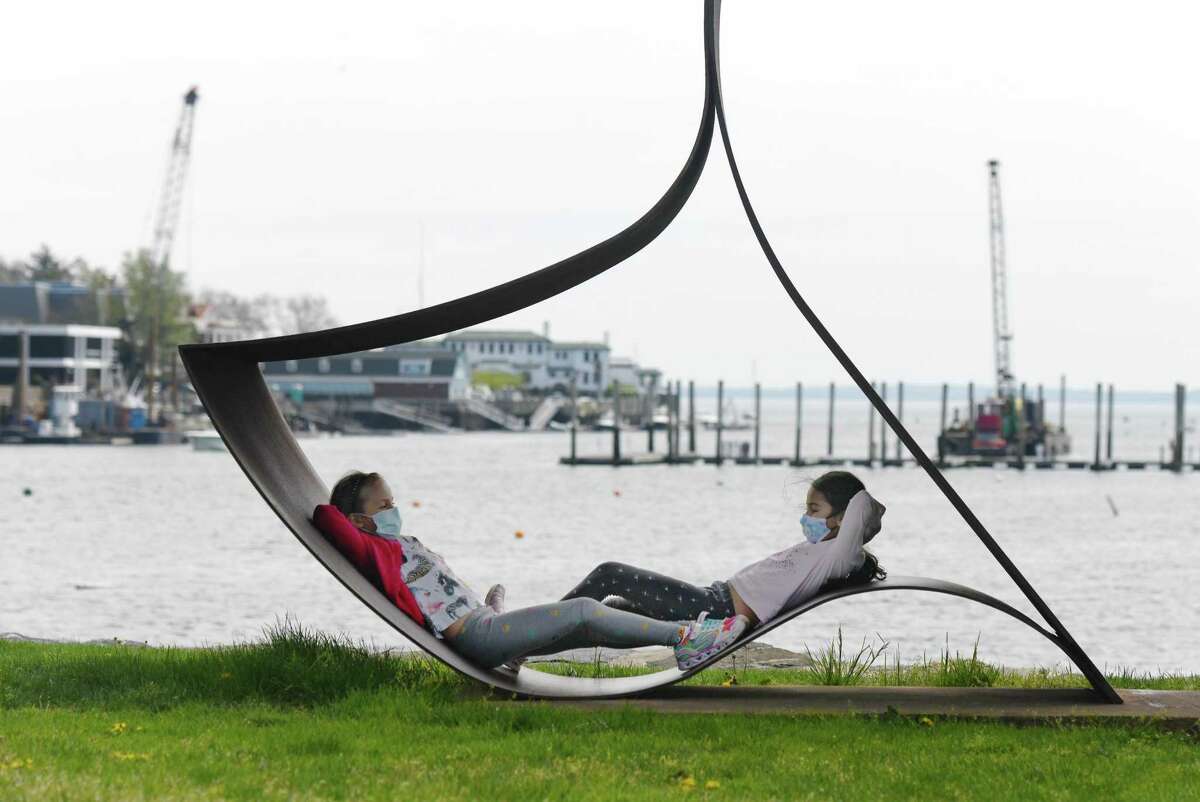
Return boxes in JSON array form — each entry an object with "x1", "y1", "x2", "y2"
[
  {"x1": 810, "y1": 470, "x2": 865, "y2": 515},
  {"x1": 330, "y1": 471, "x2": 381, "y2": 515}
]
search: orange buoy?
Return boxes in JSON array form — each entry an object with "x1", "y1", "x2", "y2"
[
  {"x1": 514, "y1": 530, "x2": 525, "y2": 539},
  {"x1": 411, "y1": 500, "x2": 422, "y2": 508}
]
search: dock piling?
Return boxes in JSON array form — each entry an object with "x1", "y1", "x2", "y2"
[
  {"x1": 1106, "y1": 383, "x2": 1115, "y2": 463},
  {"x1": 967, "y1": 380, "x2": 975, "y2": 440},
  {"x1": 938, "y1": 383, "x2": 948, "y2": 466},
  {"x1": 753, "y1": 382, "x2": 761, "y2": 461},
  {"x1": 715, "y1": 380, "x2": 725, "y2": 466},
  {"x1": 1171, "y1": 383, "x2": 1186, "y2": 471},
  {"x1": 1092, "y1": 383, "x2": 1102, "y2": 469},
  {"x1": 569, "y1": 378, "x2": 577, "y2": 462},
  {"x1": 687, "y1": 381, "x2": 696, "y2": 454},
  {"x1": 611, "y1": 381, "x2": 621, "y2": 464},
  {"x1": 1059, "y1": 374, "x2": 1066, "y2": 430},
  {"x1": 868, "y1": 382, "x2": 877, "y2": 465},
  {"x1": 794, "y1": 382, "x2": 803, "y2": 464},
  {"x1": 826, "y1": 382, "x2": 835, "y2": 457},
  {"x1": 879, "y1": 382, "x2": 888, "y2": 464},
  {"x1": 896, "y1": 381, "x2": 905, "y2": 462}
]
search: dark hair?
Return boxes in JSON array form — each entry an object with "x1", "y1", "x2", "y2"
[
  {"x1": 330, "y1": 471, "x2": 381, "y2": 515},
  {"x1": 810, "y1": 470, "x2": 865, "y2": 515}
]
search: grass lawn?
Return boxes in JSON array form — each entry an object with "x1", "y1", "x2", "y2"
[{"x1": 1, "y1": 624, "x2": 1197, "y2": 802}]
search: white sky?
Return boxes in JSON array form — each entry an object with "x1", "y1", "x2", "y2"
[{"x1": 3, "y1": 1, "x2": 1197, "y2": 390}]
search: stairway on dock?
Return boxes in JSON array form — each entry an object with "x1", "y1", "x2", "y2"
[
  {"x1": 527, "y1": 395, "x2": 567, "y2": 431},
  {"x1": 463, "y1": 398, "x2": 526, "y2": 431}
]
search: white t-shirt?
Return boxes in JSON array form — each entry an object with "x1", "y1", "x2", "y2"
[
  {"x1": 727, "y1": 489, "x2": 886, "y2": 622},
  {"x1": 395, "y1": 535, "x2": 482, "y2": 637}
]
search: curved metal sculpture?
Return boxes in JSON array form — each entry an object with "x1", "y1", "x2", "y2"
[{"x1": 180, "y1": 0, "x2": 1120, "y2": 703}]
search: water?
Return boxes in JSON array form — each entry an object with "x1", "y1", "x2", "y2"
[{"x1": 2, "y1": 396, "x2": 1197, "y2": 674}]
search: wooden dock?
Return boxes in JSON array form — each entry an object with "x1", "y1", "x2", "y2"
[{"x1": 561, "y1": 454, "x2": 1200, "y2": 471}]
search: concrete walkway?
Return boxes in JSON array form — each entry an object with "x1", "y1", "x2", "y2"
[{"x1": 554, "y1": 686, "x2": 1200, "y2": 728}]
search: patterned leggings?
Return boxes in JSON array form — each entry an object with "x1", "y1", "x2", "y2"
[
  {"x1": 561, "y1": 562, "x2": 736, "y2": 621},
  {"x1": 450, "y1": 597, "x2": 685, "y2": 669}
]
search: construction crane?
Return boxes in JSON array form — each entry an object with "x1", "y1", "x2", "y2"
[
  {"x1": 150, "y1": 86, "x2": 199, "y2": 270},
  {"x1": 936, "y1": 160, "x2": 1072, "y2": 460},
  {"x1": 145, "y1": 86, "x2": 199, "y2": 422},
  {"x1": 988, "y1": 159, "x2": 1015, "y2": 400}
]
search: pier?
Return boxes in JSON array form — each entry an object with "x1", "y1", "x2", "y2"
[{"x1": 560, "y1": 379, "x2": 1197, "y2": 472}]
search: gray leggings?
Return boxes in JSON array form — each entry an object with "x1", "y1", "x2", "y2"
[{"x1": 449, "y1": 597, "x2": 685, "y2": 669}]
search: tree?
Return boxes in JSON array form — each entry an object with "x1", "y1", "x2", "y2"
[
  {"x1": 25, "y1": 244, "x2": 75, "y2": 282},
  {"x1": 121, "y1": 249, "x2": 195, "y2": 420},
  {"x1": 281, "y1": 294, "x2": 339, "y2": 335}
]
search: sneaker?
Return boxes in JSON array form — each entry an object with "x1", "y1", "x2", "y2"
[
  {"x1": 674, "y1": 613, "x2": 748, "y2": 671},
  {"x1": 485, "y1": 584, "x2": 506, "y2": 614}
]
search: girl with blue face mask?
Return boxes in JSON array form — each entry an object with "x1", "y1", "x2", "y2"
[
  {"x1": 327, "y1": 471, "x2": 750, "y2": 671},
  {"x1": 560, "y1": 470, "x2": 886, "y2": 629}
]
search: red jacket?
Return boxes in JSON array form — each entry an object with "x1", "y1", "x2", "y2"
[{"x1": 312, "y1": 504, "x2": 426, "y2": 628}]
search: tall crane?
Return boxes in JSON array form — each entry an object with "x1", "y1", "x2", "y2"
[
  {"x1": 151, "y1": 86, "x2": 199, "y2": 270},
  {"x1": 988, "y1": 159, "x2": 1015, "y2": 400},
  {"x1": 145, "y1": 86, "x2": 199, "y2": 422}
]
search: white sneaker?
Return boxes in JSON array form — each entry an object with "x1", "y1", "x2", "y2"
[{"x1": 485, "y1": 584, "x2": 506, "y2": 614}]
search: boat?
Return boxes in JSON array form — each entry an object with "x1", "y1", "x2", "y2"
[{"x1": 187, "y1": 430, "x2": 227, "y2": 452}]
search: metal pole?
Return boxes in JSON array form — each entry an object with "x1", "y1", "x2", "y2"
[
  {"x1": 1105, "y1": 383, "x2": 1114, "y2": 463},
  {"x1": 753, "y1": 382, "x2": 761, "y2": 461},
  {"x1": 687, "y1": 380, "x2": 696, "y2": 454},
  {"x1": 1093, "y1": 382, "x2": 1102, "y2": 468},
  {"x1": 827, "y1": 382, "x2": 835, "y2": 457},
  {"x1": 794, "y1": 381, "x2": 802, "y2": 464},
  {"x1": 895, "y1": 381, "x2": 904, "y2": 462},
  {"x1": 715, "y1": 380, "x2": 724, "y2": 465}
]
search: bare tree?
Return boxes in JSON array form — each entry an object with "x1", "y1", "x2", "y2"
[{"x1": 281, "y1": 294, "x2": 338, "y2": 335}]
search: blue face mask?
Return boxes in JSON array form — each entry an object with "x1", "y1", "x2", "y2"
[
  {"x1": 371, "y1": 507, "x2": 402, "y2": 539},
  {"x1": 800, "y1": 514, "x2": 831, "y2": 544}
]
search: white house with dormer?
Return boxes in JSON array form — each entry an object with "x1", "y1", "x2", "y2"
[{"x1": 441, "y1": 327, "x2": 616, "y2": 394}]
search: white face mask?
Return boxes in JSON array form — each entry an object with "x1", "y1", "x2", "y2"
[
  {"x1": 371, "y1": 506, "x2": 402, "y2": 539},
  {"x1": 800, "y1": 514, "x2": 831, "y2": 544}
]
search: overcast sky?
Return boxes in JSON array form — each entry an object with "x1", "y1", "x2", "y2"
[{"x1": 3, "y1": 1, "x2": 1197, "y2": 390}]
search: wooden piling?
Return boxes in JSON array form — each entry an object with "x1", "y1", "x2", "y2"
[
  {"x1": 967, "y1": 381, "x2": 975, "y2": 436},
  {"x1": 1105, "y1": 383, "x2": 1115, "y2": 463},
  {"x1": 794, "y1": 382, "x2": 803, "y2": 464},
  {"x1": 569, "y1": 378, "x2": 577, "y2": 462},
  {"x1": 1172, "y1": 383, "x2": 1186, "y2": 471},
  {"x1": 879, "y1": 382, "x2": 888, "y2": 464},
  {"x1": 688, "y1": 380, "x2": 696, "y2": 454},
  {"x1": 827, "y1": 382, "x2": 835, "y2": 456},
  {"x1": 716, "y1": 380, "x2": 725, "y2": 466},
  {"x1": 675, "y1": 381, "x2": 684, "y2": 458},
  {"x1": 938, "y1": 383, "x2": 948, "y2": 465},
  {"x1": 1059, "y1": 374, "x2": 1066, "y2": 430},
  {"x1": 646, "y1": 375, "x2": 656, "y2": 453},
  {"x1": 611, "y1": 380, "x2": 621, "y2": 464},
  {"x1": 753, "y1": 382, "x2": 761, "y2": 461},
  {"x1": 1018, "y1": 383, "x2": 1027, "y2": 468},
  {"x1": 868, "y1": 381, "x2": 877, "y2": 465},
  {"x1": 665, "y1": 380, "x2": 674, "y2": 458},
  {"x1": 12, "y1": 329, "x2": 29, "y2": 425},
  {"x1": 895, "y1": 381, "x2": 905, "y2": 462},
  {"x1": 1092, "y1": 383, "x2": 1102, "y2": 468}
]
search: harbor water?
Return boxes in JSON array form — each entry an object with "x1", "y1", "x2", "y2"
[{"x1": 2, "y1": 394, "x2": 1197, "y2": 674}]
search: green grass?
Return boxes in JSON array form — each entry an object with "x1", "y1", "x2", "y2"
[{"x1": 1, "y1": 621, "x2": 1198, "y2": 801}]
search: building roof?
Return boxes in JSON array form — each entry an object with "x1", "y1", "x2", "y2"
[
  {"x1": 0, "y1": 282, "x2": 124, "y2": 326},
  {"x1": 553, "y1": 341, "x2": 610, "y2": 351},
  {"x1": 443, "y1": 329, "x2": 549, "y2": 343}
]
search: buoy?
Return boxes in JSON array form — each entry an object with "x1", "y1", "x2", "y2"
[
  {"x1": 514, "y1": 530, "x2": 525, "y2": 539},
  {"x1": 23, "y1": 487, "x2": 33, "y2": 496},
  {"x1": 411, "y1": 500, "x2": 421, "y2": 508},
  {"x1": 612, "y1": 490, "x2": 621, "y2": 497}
]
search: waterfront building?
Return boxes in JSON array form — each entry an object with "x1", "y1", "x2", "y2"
[
  {"x1": 261, "y1": 343, "x2": 469, "y2": 402},
  {"x1": 0, "y1": 283, "x2": 124, "y2": 403},
  {"x1": 442, "y1": 327, "x2": 615, "y2": 394}
]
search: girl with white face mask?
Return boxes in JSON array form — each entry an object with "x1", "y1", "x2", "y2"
[
  {"x1": 326, "y1": 471, "x2": 749, "y2": 671},
  {"x1": 560, "y1": 471, "x2": 887, "y2": 629}
]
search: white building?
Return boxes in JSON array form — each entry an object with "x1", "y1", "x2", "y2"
[{"x1": 442, "y1": 328, "x2": 613, "y2": 394}]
